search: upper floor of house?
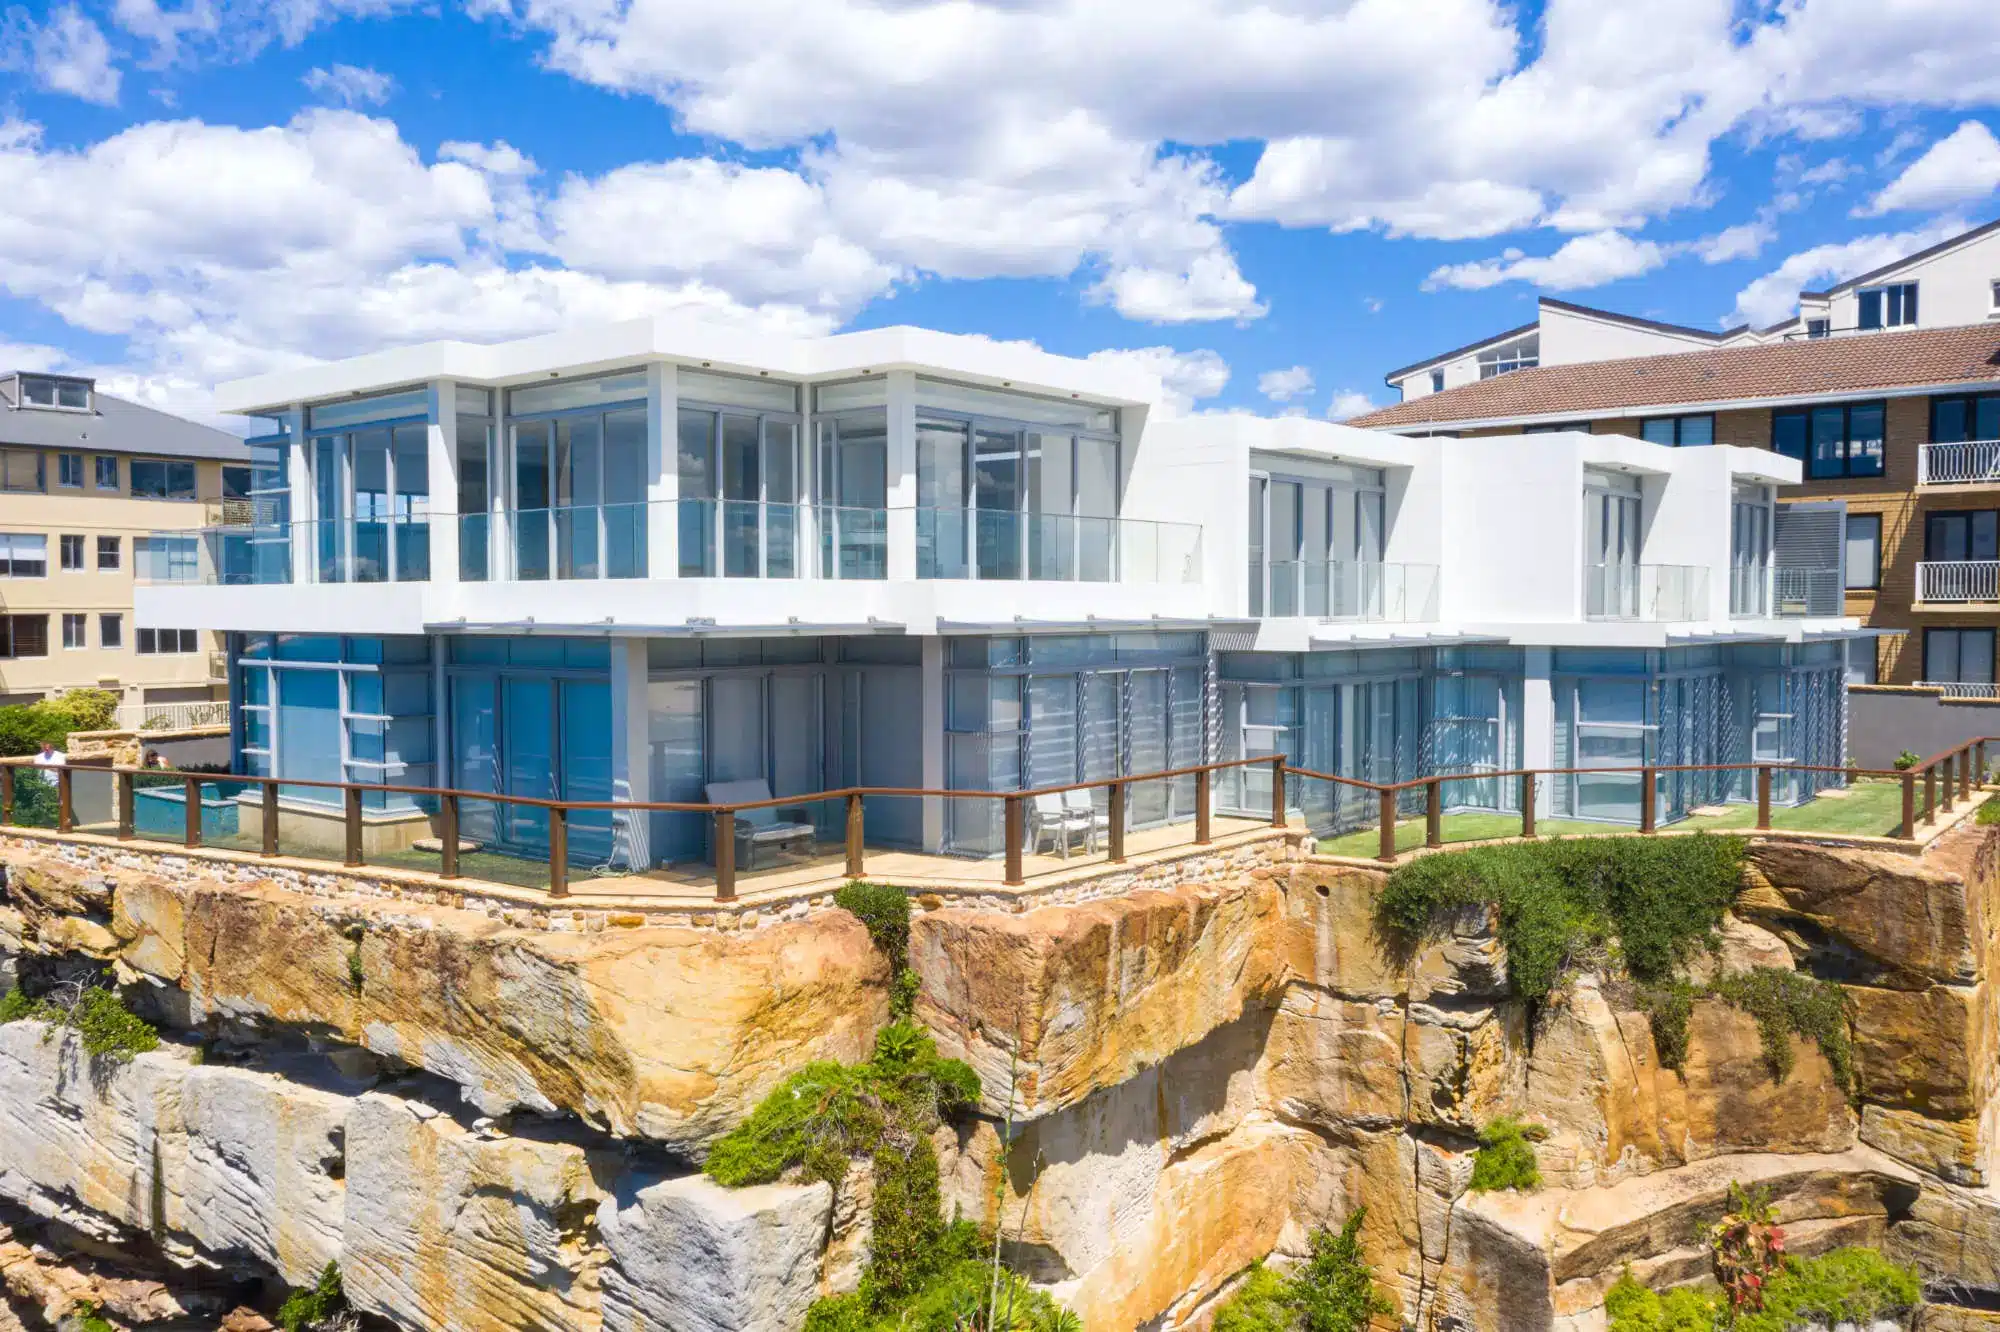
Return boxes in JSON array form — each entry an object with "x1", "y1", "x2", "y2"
[
  {"x1": 1385, "y1": 218, "x2": 2000, "y2": 404},
  {"x1": 0, "y1": 371, "x2": 252, "y2": 515},
  {"x1": 128, "y1": 318, "x2": 1857, "y2": 652}
]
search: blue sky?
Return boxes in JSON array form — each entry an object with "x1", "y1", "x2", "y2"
[{"x1": 2, "y1": 0, "x2": 1999, "y2": 423}]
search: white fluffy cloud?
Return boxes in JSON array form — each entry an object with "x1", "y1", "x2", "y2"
[
  {"x1": 1425, "y1": 231, "x2": 1669, "y2": 292},
  {"x1": 1085, "y1": 346, "x2": 1230, "y2": 417},
  {"x1": 3, "y1": 5, "x2": 122, "y2": 104},
  {"x1": 1258, "y1": 366, "x2": 1315, "y2": 404},
  {"x1": 1861, "y1": 120, "x2": 2000, "y2": 215},
  {"x1": 302, "y1": 62, "x2": 394, "y2": 107},
  {"x1": 1326, "y1": 391, "x2": 1377, "y2": 422},
  {"x1": 1727, "y1": 217, "x2": 1969, "y2": 327}
]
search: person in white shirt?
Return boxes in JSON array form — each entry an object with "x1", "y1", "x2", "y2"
[{"x1": 32, "y1": 741, "x2": 65, "y2": 768}]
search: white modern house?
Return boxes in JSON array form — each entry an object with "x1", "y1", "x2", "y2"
[
  {"x1": 134, "y1": 318, "x2": 1862, "y2": 872},
  {"x1": 1386, "y1": 218, "x2": 2000, "y2": 405}
]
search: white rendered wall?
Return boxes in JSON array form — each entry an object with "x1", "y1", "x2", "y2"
[
  {"x1": 1435, "y1": 436, "x2": 1584, "y2": 624},
  {"x1": 1537, "y1": 304, "x2": 1720, "y2": 366},
  {"x1": 1824, "y1": 229, "x2": 2000, "y2": 332}
]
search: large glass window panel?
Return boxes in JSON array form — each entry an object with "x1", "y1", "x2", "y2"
[
  {"x1": 1028, "y1": 431, "x2": 1074, "y2": 581},
  {"x1": 1935, "y1": 397, "x2": 1970, "y2": 444},
  {"x1": 707, "y1": 676, "x2": 766, "y2": 783},
  {"x1": 1269, "y1": 482, "x2": 1301, "y2": 615},
  {"x1": 277, "y1": 669, "x2": 342, "y2": 801},
  {"x1": 677, "y1": 409, "x2": 715, "y2": 577},
  {"x1": 1772, "y1": 411, "x2": 1808, "y2": 462},
  {"x1": 501, "y1": 678, "x2": 554, "y2": 851},
  {"x1": 1641, "y1": 418, "x2": 1676, "y2": 445},
  {"x1": 1128, "y1": 670, "x2": 1170, "y2": 825},
  {"x1": 1247, "y1": 478, "x2": 1266, "y2": 616},
  {"x1": 1026, "y1": 676, "x2": 1077, "y2": 786},
  {"x1": 514, "y1": 421, "x2": 552, "y2": 580},
  {"x1": 1301, "y1": 487, "x2": 1330, "y2": 615},
  {"x1": 764, "y1": 419, "x2": 798, "y2": 577},
  {"x1": 351, "y1": 428, "x2": 391, "y2": 583},
  {"x1": 1848, "y1": 402, "x2": 1885, "y2": 476},
  {"x1": 561, "y1": 680, "x2": 615, "y2": 866},
  {"x1": 391, "y1": 422, "x2": 429, "y2": 581},
  {"x1": 1809, "y1": 406, "x2": 1846, "y2": 479},
  {"x1": 917, "y1": 418, "x2": 969, "y2": 579},
  {"x1": 974, "y1": 427, "x2": 1024, "y2": 580},
  {"x1": 721, "y1": 415, "x2": 761, "y2": 578},
  {"x1": 604, "y1": 407, "x2": 648, "y2": 578},
  {"x1": 457, "y1": 417, "x2": 491, "y2": 581},
  {"x1": 312, "y1": 435, "x2": 345, "y2": 582},
  {"x1": 823, "y1": 414, "x2": 888, "y2": 580},
  {"x1": 648, "y1": 679, "x2": 706, "y2": 863}
]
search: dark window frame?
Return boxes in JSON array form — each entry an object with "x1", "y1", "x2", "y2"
[
  {"x1": 0, "y1": 615, "x2": 49, "y2": 659},
  {"x1": 92, "y1": 455, "x2": 118, "y2": 490},
  {"x1": 1924, "y1": 507, "x2": 2000, "y2": 562},
  {"x1": 1931, "y1": 392, "x2": 2000, "y2": 444},
  {"x1": 129, "y1": 458, "x2": 198, "y2": 500},
  {"x1": 56, "y1": 453, "x2": 83, "y2": 489},
  {"x1": 98, "y1": 613, "x2": 122, "y2": 650},
  {"x1": 1640, "y1": 413, "x2": 1716, "y2": 447},
  {"x1": 1924, "y1": 626, "x2": 1996, "y2": 686},
  {"x1": 1775, "y1": 401, "x2": 1887, "y2": 479},
  {"x1": 95, "y1": 535, "x2": 120, "y2": 570},
  {"x1": 1858, "y1": 281, "x2": 1918, "y2": 330},
  {"x1": 58, "y1": 534, "x2": 83, "y2": 572}
]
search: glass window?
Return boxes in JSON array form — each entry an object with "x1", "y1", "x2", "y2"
[
  {"x1": 507, "y1": 370, "x2": 646, "y2": 417},
  {"x1": 1772, "y1": 411, "x2": 1807, "y2": 463},
  {"x1": 1640, "y1": 414, "x2": 1714, "y2": 447},
  {"x1": 306, "y1": 387, "x2": 429, "y2": 431},
  {"x1": 93, "y1": 456, "x2": 118, "y2": 489},
  {"x1": 1429, "y1": 369, "x2": 1444, "y2": 393},
  {"x1": 62, "y1": 614, "x2": 85, "y2": 649},
  {"x1": 130, "y1": 458, "x2": 197, "y2": 499},
  {"x1": 1925, "y1": 510, "x2": 2000, "y2": 561},
  {"x1": 1, "y1": 449, "x2": 43, "y2": 493},
  {"x1": 0, "y1": 533, "x2": 47, "y2": 577},
  {"x1": 99, "y1": 613, "x2": 121, "y2": 649},
  {"x1": 1785, "y1": 402, "x2": 1888, "y2": 479},
  {"x1": 1641, "y1": 418, "x2": 1676, "y2": 445},
  {"x1": 678, "y1": 368, "x2": 798, "y2": 413},
  {"x1": 1858, "y1": 283, "x2": 1917, "y2": 330},
  {"x1": 1932, "y1": 393, "x2": 2000, "y2": 445},
  {"x1": 56, "y1": 453, "x2": 82, "y2": 488},
  {"x1": 59, "y1": 534, "x2": 82, "y2": 570},
  {"x1": 0, "y1": 616, "x2": 47, "y2": 657},
  {"x1": 95, "y1": 535, "x2": 119, "y2": 570},
  {"x1": 1845, "y1": 513, "x2": 1880, "y2": 589},
  {"x1": 914, "y1": 377, "x2": 1118, "y2": 431},
  {"x1": 1925, "y1": 628, "x2": 1995, "y2": 684}
]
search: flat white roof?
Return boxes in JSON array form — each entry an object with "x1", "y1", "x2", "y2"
[{"x1": 215, "y1": 318, "x2": 1157, "y2": 417}]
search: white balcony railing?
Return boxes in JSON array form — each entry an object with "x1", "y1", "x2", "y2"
[
  {"x1": 1918, "y1": 560, "x2": 2000, "y2": 603},
  {"x1": 1729, "y1": 565, "x2": 1842, "y2": 617},
  {"x1": 1918, "y1": 440, "x2": 2000, "y2": 486},
  {"x1": 1585, "y1": 564, "x2": 1709, "y2": 621},
  {"x1": 1917, "y1": 680, "x2": 2000, "y2": 699},
  {"x1": 113, "y1": 701, "x2": 231, "y2": 732}
]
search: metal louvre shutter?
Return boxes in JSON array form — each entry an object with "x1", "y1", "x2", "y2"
[{"x1": 1773, "y1": 501, "x2": 1847, "y2": 616}]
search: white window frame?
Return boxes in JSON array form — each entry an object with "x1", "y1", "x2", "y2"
[
  {"x1": 99, "y1": 613, "x2": 122, "y2": 650},
  {"x1": 58, "y1": 534, "x2": 84, "y2": 571},
  {"x1": 61, "y1": 613, "x2": 86, "y2": 650}
]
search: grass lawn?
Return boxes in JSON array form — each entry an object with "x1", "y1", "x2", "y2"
[{"x1": 1315, "y1": 778, "x2": 1914, "y2": 858}]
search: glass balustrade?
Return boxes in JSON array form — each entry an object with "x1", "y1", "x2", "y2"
[{"x1": 1259, "y1": 561, "x2": 1441, "y2": 621}]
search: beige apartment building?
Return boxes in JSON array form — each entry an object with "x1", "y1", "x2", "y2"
[{"x1": 0, "y1": 370, "x2": 249, "y2": 717}]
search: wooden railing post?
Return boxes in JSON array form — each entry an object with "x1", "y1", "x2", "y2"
[
  {"x1": 1269, "y1": 756, "x2": 1287, "y2": 828},
  {"x1": 343, "y1": 786, "x2": 363, "y2": 866},
  {"x1": 1, "y1": 765, "x2": 13, "y2": 825},
  {"x1": 548, "y1": 806, "x2": 569, "y2": 898},
  {"x1": 1942, "y1": 754, "x2": 1957, "y2": 814},
  {"x1": 116, "y1": 771, "x2": 134, "y2": 840},
  {"x1": 1961, "y1": 745, "x2": 1974, "y2": 800},
  {"x1": 1377, "y1": 788, "x2": 1397, "y2": 864},
  {"x1": 1108, "y1": 780, "x2": 1127, "y2": 863},
  {"x1": 1425, "y1": 779, "x2": 1442, "y2": 849},
  {"x1": 714, "y1": 809, "x2": 736, "y2": 901},
  {"x1": 1003, "y1": 795, "x2": 1024, "y2": 886},
  {"x1": 1194, "y1": 770, "x2": 1212, "y2": 845},
  {"x1": 260, "y1": 782, "x2": 279, "y2": 857},
  {"x1": 57, "y1": 768, "x2": 74, "y2": 834},
  {"x1": 1755, "y1": 765, "x2": 1772, "y2": 832},
  {"x1": 181, "y1": 775, "x2": 200, "y2": 847},
  {"x1": 1902, "y1": 770, "x2": 1917, "y2": 839},
  {"x1": 844, "y1": 792, "x2": 865, "y2": 878},
  {"x1": 1640, "y1": 766, "x2": 1657, "y2": 834},
  {"x1": 1979, "y1": 740, "x2": 1989, "y2": 788},
  {"x1": 439, "y1": 793, "x2": 460, "y2": 879},
  {"x1": 1925, "y1": 763, "x2": 1939, "y2": 825},
  {"x1": 1520, "y1": 772, "x2": 1536, "y2": 839}
]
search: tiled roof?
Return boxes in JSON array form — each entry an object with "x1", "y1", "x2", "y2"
[{"x1": 1350, "y1": 323, "x2": 2000, "y2": 429}]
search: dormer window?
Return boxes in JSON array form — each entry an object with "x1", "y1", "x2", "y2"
[
  {"x1": 13, "y1": 374, "x2": 93, "y2": 412},
  {"x1": 1990, "y1": 279, "x2": 1999, "y2": 313},
  {"x1": 1806, "y1": 318, "x2": 1829, "y2": 339},
  {"x1": 1857, "y1": 282, "x2": 1917, "y2": 330},
  {"x1": 1477, "y1": 337, "x2": 1538, "y2": 379}
]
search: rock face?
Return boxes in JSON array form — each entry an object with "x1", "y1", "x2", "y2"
[
  {"x1": 6, "y1": 857, "x2": 891, "y2": 1151},
  {"x1": 12, "y1": 824, "x2": 2000, "y2": 1332},
  {"x1": 597, "y1": 1174, "x2": 833, "y2": 1332}
]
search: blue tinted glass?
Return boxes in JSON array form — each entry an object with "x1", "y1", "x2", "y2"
[
  {"x1": 1772, "y1": 412, "x2": 1807, "y2": 461},
  {"x1": 348, "y1": 673, "x2": 384, "y2": 715},
  {"x1": 1934, "y1": 398, "x2": 1970, "y2": 444},
  {"x1": 274, "y1": 634, "x2": 341, "y2": 662},
  {"x1": 1677, "y1": 416, "x2": 1714, "y2": 447},
  {"x1": 508, "y1": 638, "x2": 565, "y2": 668},
  {"x1": 564, "y1": 639, "x2": 610, "y2": 669},
  {"x1": 449, "y1": 636, "x2": 509, "y2": 665},
  {"x1": 1641, "y1": 419, "x2": 1676, "y2": 445}
]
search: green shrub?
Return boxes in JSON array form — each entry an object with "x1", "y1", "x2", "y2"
[
  {"x1": 1893, "y1": 750, "x2": 1921, "y2": 770},
  {"x1": 1978, "y1": 797, "x2": 2000, "y2": 826},
  {"x1": 1468, "y1": 1116, "x2": 1542, "y2": 1193},
  {"x1": 835, "y1": 882, "x2": 918, "y2": 1018},
  {"x1": 1377, "y1": 835, "x2": 1745, "y2": 1002},
  {"x1": 1707, "y1": 968, "x2": 1854, "y2": 1095},
  {"x1": 14, "y1": 985, "x2": 160, "y2": 1060},
  {"x1": 68, "y1": 1301, "x2": 118, "y2": 1332},
  {"x1": 1206, "y1": 1212, "x2": 1390, "y2": 1332},
  {"x1": 0, "y1": 688, "x2": 122, "y2": 758},
  {"x1": 276, "y1": 1262, "x2": 349, "y2": 1332},
  {"x1": 1604, "y1": 1247, "x2": 1919, "y2": 1332}
]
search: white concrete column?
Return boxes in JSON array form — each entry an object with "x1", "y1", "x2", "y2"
[
  {"x1": 1522, "y1": 646, "x2": 1555, "y2": 811},
  {"x1": 647, "y1": 363, "x2": 679, "y2": 580},
  {"x1": 428, "y1": 381, "x2": 459, "y2": 586},
  {"x1": 921, "y1": 635, "x2": 946, "y2": 851},
  {"x1": 284, "y1": 404, "x2": 310, "y2": 585},
  {"x1": 611, "y1": 637, "x2": 652, "y2": 870},
  {"x1": 885, "y1": 370, "x2": 918, "y2": 581}
]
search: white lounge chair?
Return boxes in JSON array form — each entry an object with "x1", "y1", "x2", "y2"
[
  {"x1": 1062, "y1": 786, "x2": 1110, "y2": 853},
  {"x1": 705, "y1": 779, "x2": 816, "y2": 869},
  {"x1": 1029, "y1": 790, "x2": 1093, "y2": 859}
]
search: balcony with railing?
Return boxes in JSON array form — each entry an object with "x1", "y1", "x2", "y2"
[
  {"x1": 1919, "y1": 560, "x2": 2000, "y2": 603},
  {"x1": 1584, "y1": 564, "x2": 1708, "y2": 621},
  {"x1": 1260, "y1": 561, "x2": 1440, "y2": 622},
  {"x1": 1728, "y1": 564, "x2": 1843, "y2": 617},
  {"x1": 1918, "y1": 440, "x2": 2000, "y2": 487},
  {"x1": 143, "y1": 505, "x2": 1203, "y2": 589}
]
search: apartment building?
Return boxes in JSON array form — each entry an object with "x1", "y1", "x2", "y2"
[
  {"x1": 0, "y1": 371, "x2": 250, "y2": 716},
  {"x1": 1384, "y1": 218, "x2": 2000, "y2": 406},
  {"x1": 131, "y1": 319, "x2": 1860, "y2": 872},
  {"x1": 1355, "y1": 218, "x2": 2000, "y2": 696}
]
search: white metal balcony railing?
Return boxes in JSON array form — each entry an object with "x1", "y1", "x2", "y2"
[
  {"x1": 136, "y1": 504, "x2": 1205, "y2": 589},
  {"x1": 1918, "y1": 440, "x2": 2000, "y2": 486},
  {"x1": 1727, "y1": 565, "x2": 1843, "y2": 617},
  {"x1": 1917, "y1": 680, "x2": 2000, "y2": 699},
  {"x1": 1584, "y1": 563, "x2": 1709, "y2": 621},
  {"x1": 112, "y1": 701, "x2": 231, "y2": 732},
  {"x1": 1261, "y1": 561, "x2": 1441, "y2": 623},
  {"x1": 1918, "y1": 560, "x2": 2000, "y2": 603}
]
